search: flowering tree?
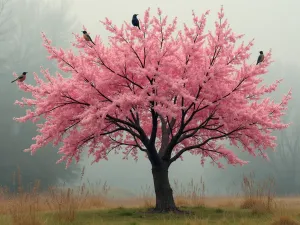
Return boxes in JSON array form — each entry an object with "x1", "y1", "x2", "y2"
[{"x1": 14, "y1": 7, "x2": 291, "y2": 212}]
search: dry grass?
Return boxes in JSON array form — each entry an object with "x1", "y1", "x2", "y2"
[
  {"x1": 140, "y1": 185, "x2": 155, "y2": 208},
  {"x1": 173, "y1": 177, "x2": 206, "y2": 207},
  {"x1": 0, "y1": 167, "x2": 110, "y2": 224},
  {"x1": 1, "y1": 170, "x2": 300, "y2": 224},
  {"x1": 240, "y1": 172, "x2": 276, "y2": 214},
  {"x1": 2, "y1": 168, "x2": 42, "y2": 225},
  {"x1": 271, "y1": 216, "x2": 300, "y2": 225}
]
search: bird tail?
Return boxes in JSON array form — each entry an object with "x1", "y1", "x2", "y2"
[
  {"x1": 138, "y1": 25, "x2": 140, "y2": 30},
  {"x1": 11, "y1": 78, "x2": 18, "y2": 83},
  {"x1": 91, "y1": 40, "x2": 95, "y2": 45}
]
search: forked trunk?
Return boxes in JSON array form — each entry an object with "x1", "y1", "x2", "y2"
[{"x1": 151, "y1": 165, "x2": 177, "y2": 212}]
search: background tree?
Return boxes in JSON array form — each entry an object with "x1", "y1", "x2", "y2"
[
  {"x1": 0, "y1": 0, "x2": 11, "y2": 71},
  {"x1": 0, "y1": 0, "x2": 10, "y2": 37},
  {"x1": 14, "y1": 7, "x2": 290, "y2": 212},
  {"x1": 207, "y1": 63, "x2": 300, "y2": 196},
  {"x1": 0, "y1": 0, "x2": 80, "y2": 191},
  {"x1": 267, "y1": 64, "x2": 300, "y2": 195},
  {"x1": 270, "y1": 119, "x2": 300, "y2": 194},
  {"x1": 211, "y1": 118, "x2": 300, "y2": 196}
]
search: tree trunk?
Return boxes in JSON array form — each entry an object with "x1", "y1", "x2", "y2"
[{"x1": 151, "y1": 165, "x2": 178, "y2": 212}]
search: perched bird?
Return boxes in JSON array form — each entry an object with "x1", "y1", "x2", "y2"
[
  {"x1": 11, "y1": 72, "x2": 28, "y2": 83},
  {"x1": 256, "y1": 51, "x2": 264, "y2": 65},
  {"x1": 82, "y1": 31, "x2": 95, "y2": 45},
  {"x1": 132, "y1": 14, "x2": 140, "y2": 29}
]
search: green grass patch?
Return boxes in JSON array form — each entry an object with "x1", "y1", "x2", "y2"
[{"x1": 0, "y1": 206, "x2": 287, "y2": 225}]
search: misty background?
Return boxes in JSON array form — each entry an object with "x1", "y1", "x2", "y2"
[{"x1": 0, "y1": 0, "x2": 299, "y2": 196}]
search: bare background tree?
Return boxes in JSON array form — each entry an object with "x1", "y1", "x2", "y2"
[
  {"x1": 0, "y1": 0, "x2": 81, "y2": 191},
  {"x1": 268, "y1": 114, "x2": 300, "y2": 195},
  {"x1": 0, "y1": 0, "x2": 11, "y2": 71},
  {"x1": 0, "y1": 0, "x2": 10, "y2": 37},
  {"x1": 209, "y1": 63, "x2": 300, "y2": 196},
  {"x1": 0, "y1": 0, "x2": 299, "y2": 197}
]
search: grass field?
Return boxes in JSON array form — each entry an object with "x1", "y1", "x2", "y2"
[
  {"x1": 1, "y1": 172, "x2": 300, "y2": 225},
  {"x1": 1, "y1": 196, "x2": 300, "y2": 225}
]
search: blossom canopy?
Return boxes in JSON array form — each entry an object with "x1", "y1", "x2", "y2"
[{"x1": 14, "y1": 7, "x2": 291, "y2": 169}]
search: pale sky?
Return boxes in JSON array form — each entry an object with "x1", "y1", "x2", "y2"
[
  {"x1": 1, "y1": 0, "x2": 299, "y2": 196},
  {"x1": 72, "y1": 0, "x2": 300, "y2": 65}
]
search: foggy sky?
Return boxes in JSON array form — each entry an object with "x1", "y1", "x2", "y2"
[
  {"x1": 70, "y1": 0, "x2": 300, "y2": 195},
  {"x1": 73, "y1": 0, "x2": 300, "y2": 65},
  {"x1": 1, "y1": 0, "x2": 300, "y2": 196}
]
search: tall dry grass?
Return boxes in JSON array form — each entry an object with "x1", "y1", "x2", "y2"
[
  {"x1": 240, "y1": 171, "x2": 276, "y2": 214},
  {"x1": 1, "y1": 168, "x2": 43, "y2": 225},
  {"x1": 271, "y1": 216, "x2": 300, "y2": 225},
  {"x1": 140, "y1": 185, "x2": 155, "y2": 208},
  {"x1": 0, "y1": 167, "x2": 110, "y2": 224},
  {"x1": 173, "y1": 177, "x2": 206, "y2": 207},
  {"x1": 1, "y1": 168, "x2": 300, "y2": 225},
  {"x1": 138, "y1": 177, "x2": 206, "y2": 209}
]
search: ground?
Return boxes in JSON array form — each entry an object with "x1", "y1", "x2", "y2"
[
  {"x1": 1, "y1": 174, "x2": 300, "y2": 225},
  {"x1": 1, "y1": 197, "x2": 300, "y2": 225}
]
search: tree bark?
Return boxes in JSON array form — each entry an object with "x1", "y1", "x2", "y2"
[{"x1": 151, "y1": 165, "x2": 178, "y2": 212}]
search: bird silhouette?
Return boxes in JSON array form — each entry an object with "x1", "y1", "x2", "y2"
[
  {"x1": 132, "y1": 14, "x2": 140, "y2": 29},
  {"x1": 11, "y1": 72, "x2": 28, "y2": 83},
  {"x1": 82, "y1": 31, "x2": 95, "y2": 45},
  {"x1": 256, "y1": 51, "x2": 264, "y2": 65}
]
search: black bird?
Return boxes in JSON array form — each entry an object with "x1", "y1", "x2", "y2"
[
  {"x1": 11, "y1": 72, "x2": 28, "y2": 83},
  {"x1": 256, "y1": 51, "x2": 264, "y2": 65},
  {"x1": 82, "y1": 31, "x2": 95, "y2": 45},
  {"x1": 132, "y1": 14, "x2": 140, "y2": 29}
]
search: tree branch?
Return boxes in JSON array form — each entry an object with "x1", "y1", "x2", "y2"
[
  {"x1": 106, "y1": 115, "x2": 143, "y2": 140},
  {"x1": 158, "y1": 114, "x2": 169, "y2": 156},
  {"x1": 177, "y1": 111, "x2": 218, "y2": 143},
  {"x1": 108, "y1": 135, "x2": 146, "y2": 152},
  {"x1": 170, "y1": 126, "x2": 245, "y2": 163},
  {"x1": 105, "y1": 113, "x2": 161, "y2": 166},
  {"x1": 149, "y1": 109, "x2": 158, "y2": 147}
]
